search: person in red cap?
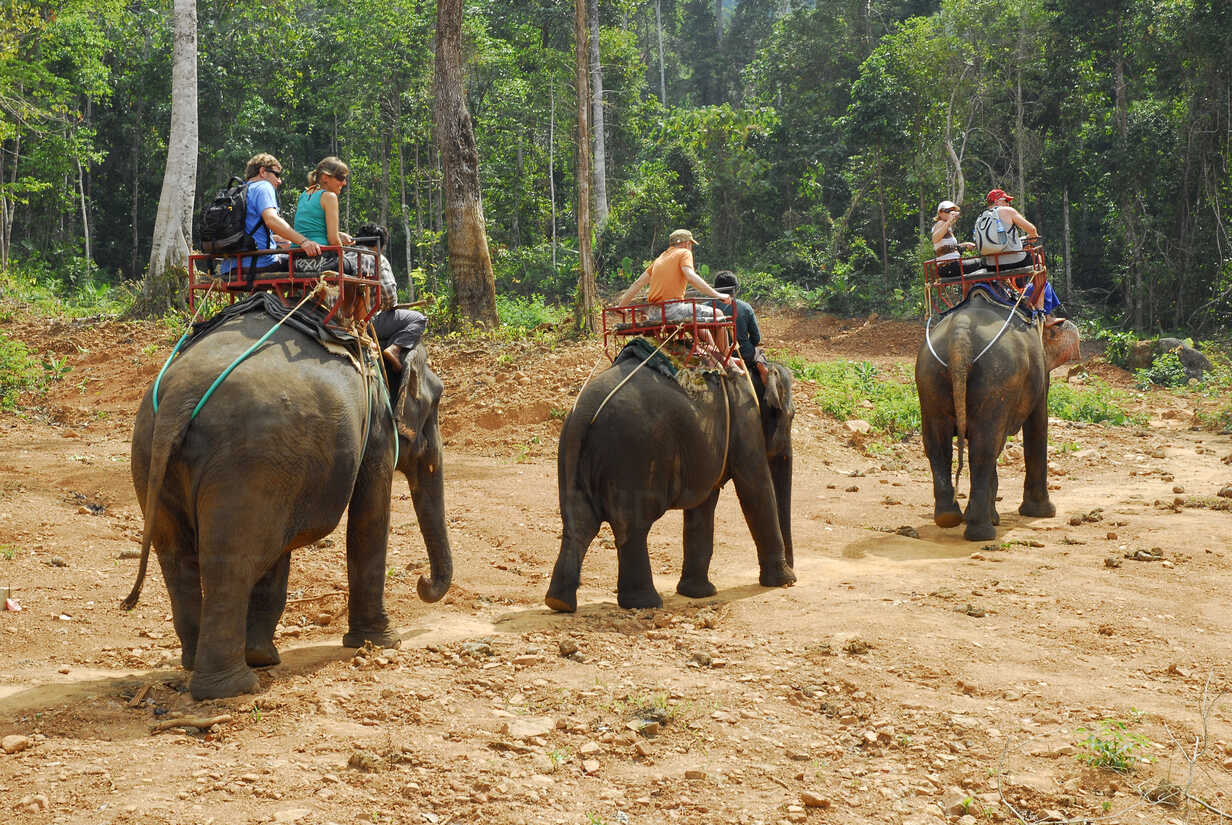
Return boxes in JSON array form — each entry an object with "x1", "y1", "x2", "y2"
[{"x1": 975, "y1": 189, "x2": 1046, "y2": 310}]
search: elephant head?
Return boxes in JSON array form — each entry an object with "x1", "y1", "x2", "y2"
[
  {"x1": 391, "y1": 345, "x2": 453, "y2": 603},
  {"x1": 1044, "y1": 319, "x2": 1081, "y2": 371}
]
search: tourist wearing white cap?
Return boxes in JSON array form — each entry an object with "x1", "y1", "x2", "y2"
[{"x1": 931, "y1": 200, "x2": 982, "y2": 279}]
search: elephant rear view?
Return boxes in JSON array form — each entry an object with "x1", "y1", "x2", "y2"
[
  {"x1": 128, "y1": 298, "x2": 452, "y2": 700},
  {"x1": 915, "y1": 288, "x2": 1080, "y2": 541},
  {"x1": 545, "y1": 358, "x2": 796, "y2": 612}
]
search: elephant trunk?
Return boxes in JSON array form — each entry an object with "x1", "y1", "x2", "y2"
[
  {"x1": 408, "y1": 435, "x2": 452, "y2": 604},
  {"x1": 948, "y1": 318, "x2": 973, "y2": 488}
]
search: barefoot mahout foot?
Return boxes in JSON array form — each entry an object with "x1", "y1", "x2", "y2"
[
  {"x1": 915, "y1": 290, "x2": 1080, "y2": 544},
  {"x1": 548, "y1": 358, "x2": 797, "y2": 613}
]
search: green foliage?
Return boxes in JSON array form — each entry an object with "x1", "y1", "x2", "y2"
[
  {"x1": 1, "y1": 259, "x2": 130, "y2": 319},
  {"x1": 781, "y1": 356, "x2": 920, "y2": 439},
  {"x1": 1047, "y1": 381, "x2": 1142, "y2": 426},
  {"x1": 1095, "y1": 328, "x2": 1140, "y2": 369},
  {"x1": 1075, "y1": 714, "x2": 1151, "y2": 772},
  {"x1": 0, "y1": 332, "x2": 62, "y2": 409},
  {"x1": 1134, "y1": 352, "x2": 1188, "y2": 389},
  {"x1": 495, "y1": 294, "x2": 568, "y2": 331}
]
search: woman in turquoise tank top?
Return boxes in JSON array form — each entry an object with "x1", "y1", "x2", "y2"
[{"x1": 293, "y1": 156, "x2": 355, "y2": 273}]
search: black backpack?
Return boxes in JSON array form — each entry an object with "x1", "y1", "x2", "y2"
[{"x1": 199, "y1": 176, "x2": 257, "y2": 253}]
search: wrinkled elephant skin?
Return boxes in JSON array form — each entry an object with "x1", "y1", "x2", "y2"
[
  {"x1": 546, "y1": 361, "x2": 797, "y2": 612},
  {"x1": 915, "y1": 291, "x2": 1080, "y2": 541},
  {"x1": 128, "y1": 312, "x2": 452, "y2": 700}
]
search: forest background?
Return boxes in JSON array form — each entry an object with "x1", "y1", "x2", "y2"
[{"x1": 1, "y1": 0, "x2": 1230, "y2": 333}]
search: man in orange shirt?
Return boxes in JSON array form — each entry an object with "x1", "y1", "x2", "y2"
[{"x1": 616, "y1": 228, "x2": 740, "y2": 371}]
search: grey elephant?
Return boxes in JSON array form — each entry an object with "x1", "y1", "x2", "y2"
[
  {"x1": 127, "y1": 303, "x2": 452, "y2": 700},
  {"x1": 915, "y1": 288, "x2": 1080, "y2": 541},
  {"x1": 545, "y1": 358, "x2": 796, "y2": 612}
]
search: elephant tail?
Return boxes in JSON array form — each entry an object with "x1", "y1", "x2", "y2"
[
  {"x1": 948, "y1": 317, "x2": 974, "y2": 488},
  {"x1": 122, "y1": 405, "x2": 193, "y2": 610}
]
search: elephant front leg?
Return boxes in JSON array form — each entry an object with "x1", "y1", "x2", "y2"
[
  {"x1": 678, "y1": 491, "x2": 719, "y2": 599},
  {"x1": 245, "y1": 552, "x2": 290, "y2": 667},
  {"x1": 545, "y1": 489, "x2": 602, "y2": 613},
  {"x1": 154, "y1": 539, "x2": 201, "y2": 671},
  {"x1": 613, "y1": 518, "x2": 662, "y2": 610},
  {"x1": 342, "y1": 464, "x2": 399, "y2": 650},
  {"x1": 922, "y1": 415, "x2": 962, "y2": 528},
  {"x1": 1018, "y1": 396, "x2": 1056, "y2": 518},
  {"x1": 730, "y1": 465, "x2": 795, "y2": 589}
]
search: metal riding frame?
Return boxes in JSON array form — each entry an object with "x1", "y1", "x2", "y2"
[
  {"x1": 601, "y1": 297, "x2": 738, "y2": 364},
  {"x1": 922, "y1": 239, "x2": 1047, "y2": 317},
  {"x1": 188, "y1": 244, "x2": 383, "y2": 327}
]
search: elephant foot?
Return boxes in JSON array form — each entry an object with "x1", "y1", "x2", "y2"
[
  {"x1": 189, "y1": 664, "x2": 260, "y2": 701},
  {"x1": 676, "y1": 577, "x2": 717, "y2": 599},
  {"x1": 963, "y1": 522, "x2": 997, "y2": 542},
  {"x1": 934, "y1": 503, "x2": 963, "y2": 528},
  {"x1": 1019, "y1": 499, "x2": 1056, "y2": 518},
  {"x1": 245, "y1": 642, "x2": 281, "y2": 668},
  {"x1": 181, "y1": 649, "x2": 195, "y2": 671},
  {"x1": 760, "y1": 563, "x2": 797, "y2": 588},
  {"x1": 616, "y1": 587, "x2": 663, "y2": 610},
  {"x1": 544, "y1": 592, "x2": 577, "y2": 613},
  {"x1": 342, "y1": 627, "x2": 401, "y2": 650}
]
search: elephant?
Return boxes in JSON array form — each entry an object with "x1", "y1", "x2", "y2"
[
  {"x1": 915, "y1": 288, "x2": 1080, "y2": 541},
  {"x1": 126, "y1": 303, "x2": 452, "y2": 700},
  {"x1": 545, "y1": 357, "x2": 797, "y2": 612}
]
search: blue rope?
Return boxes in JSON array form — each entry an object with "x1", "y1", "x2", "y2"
[
  {"x1": 151, "y1": 332, "x2": 190, "y2": 413},
  {"x1": 190, "y1": 321, "x2": 286, "y2": 419}
]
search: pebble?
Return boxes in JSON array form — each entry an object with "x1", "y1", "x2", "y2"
[
  {"x1": 117, "y1": 549, "x2": 142, "y2": 559},
  {"x1": 511, "y1": 654, "x2": 542, "y2": 666},
  {"x1": 579, "y1": 741, "x2": 601, "y2": 755},
  {"x1": 1218, "y1": 485, "x2": 1232, "y2": 499},
  {"x1": 1173, "y1": 485, "x2": 1185, "y2": 494},
  {"x1": 503, "y1": 717, "x2": 556, "y2": 740},
  {"x1": 684, "y1": 769, "x2": 707, "y2": 780},
  {"x1": 46, "y1": 556, "x2": 67, "y2": 567},
  {"x1": 690, "y1": 651, "x2": 712, "y2": 667},
  {"x1": 1104, "y1": 557, "x2": 1122, "y2": 568},
  {"x1": 582, "y1": 759, "x2": 600, "y2": 774},
  {"x1": 558, "y1": 639, "x2": 579, "y2": 657},
  {"x1": 634, "y1": 741, "x2": 652, "y2": 758},
  {"x1": 17, "y1": 794, "x2": 49, "y2": 813},
  {"x1": 2, "y1": 735, "x2": 32, "y2": 754},
  {"x1": 958, "y1": 816, "x2": 977, "y2": 825},
  {"x1": 800, "y1": 790, "x2": 831, "y2": 808}
]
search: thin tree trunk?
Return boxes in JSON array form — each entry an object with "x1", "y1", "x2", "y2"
[
  {"x1": 131, "y1": 124, "x2": 141, "y2": 279},
  {"x1": 76, "y1": 155, "x2": 91, "y2": 267},
  {"x1": 877, "y1": 154, "x2": 888, "y2": 280},
  {"x1": 575, "y1": 0, "x2": 598, "y2": 333},
  {"x1": 1014, "y1": 31, "x2": 1025, "y2": 202},
  {"x1": 1062, "y1": 187, "x2": 1072, "y2": 298},
  {"x1": 513, "y1": 133, "x2": 522, "y2": 247},
  {"x1": 3, "y1": 134, "x2": 19, "y2": 269},
  {"x1": 0, "y1": 140, "x2": 8, "y2": 270},
  {"x1": 434, "y1": 0, "x2": 498, "y2": 326},
  {"x1": 549, "y1": 81, "x2": 557, "y2": 268},
  {"x1": 1115, "y1": 54, "x2": 1143, "y2": 328},
  {"x1": 655, "y1": 0, "x2": 666, "y2": 107},
  {"x1": 380, "y1": 114, "x2": 391, "y2": 230},
  {"x1": 395, "y1": 119, "x2": 414, "y2": 299},
  {"x1": 588, "y1": 0, "x2": 609, "y2": 229},
  {"x1": 139, "y1": 0, "x2": 198, "y2": 315}
]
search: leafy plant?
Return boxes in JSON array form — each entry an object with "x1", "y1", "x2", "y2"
[
  {"x1": 1075, "y1": 714, "x2": 1150, "y2": 772},
  {"x1": 1047, "y1": 381, "x2": 1143, "y2": 425},
  {"x1": 0, "y1": 333, "x2": 46, "y2": 409},
  {"x1": 780, "y1": 355, "x2": 920, "y2": 440},
  {"x1": 1, "y1": 545, "x2": 16, "y2": 560},
  {"x1": 1134, "y1": 351, "x2": 1189, "y2": 388},
  {"x1": 495, "y1": 294, "x2": 568, "y2": 331},
  {"x1": 1094, "y1": 328, "x2": 1139, "y2": 369}
]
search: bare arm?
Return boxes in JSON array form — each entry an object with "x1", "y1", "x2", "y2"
[
  {"x1": 684, "y1": 266, "x2": 731, "y2": 302},
  {"x1": 262, "y1": 208, "x2": 320, "y2": 256},
  {"x1": 322, "y1": 192, "x2": 352, "y2": 247},
  {"x1": 1003, "y1": 206, "x2": 1037, "y2": 237},
  {"x1": 616, "y1": 268, "x2": 651, "y2": 306}
]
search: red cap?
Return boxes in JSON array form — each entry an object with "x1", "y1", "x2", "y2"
[{"x1": 986, "y1": 188, "x2": 1013, "y2": 204}]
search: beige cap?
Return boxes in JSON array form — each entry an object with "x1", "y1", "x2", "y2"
[
  {"x1": 936, "y1": 200, "x2": 958, "y2": 215},
  {"x1": 669, "y1": 228, "x2": 698, "y2": 245}
]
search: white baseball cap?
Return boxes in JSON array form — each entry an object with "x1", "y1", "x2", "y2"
[{"x1": 936, "y1": 200, "x2": 958, "y2": 215}]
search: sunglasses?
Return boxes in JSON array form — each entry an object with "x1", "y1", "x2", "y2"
[
  {"x1": 328, "y1": 172, "x2": 348, "y2": 183},
  {"x1": 266, "y1": 167, "x2": 283, "y2": 180}
]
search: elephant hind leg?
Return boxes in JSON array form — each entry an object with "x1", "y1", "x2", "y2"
[
  {"x1": 545, "y1": 494, "x2": 603, "y2": 613},
  {"x1": 154, "y1": 530, "x2": 201, "y2": 671},
  {"x1": 245, "y1": 552, "x2": 290, "y2": 667}
]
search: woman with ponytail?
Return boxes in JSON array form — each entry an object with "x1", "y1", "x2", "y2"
[{"x1": 292, "y1": 156, "x2": 356, "y2": 273}]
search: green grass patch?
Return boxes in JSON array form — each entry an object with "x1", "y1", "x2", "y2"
[
  {"x1": 0, "y1": 331, "x2": 70, "y2": 409},
  {"x1": 781, "y1": 355, "x2": 920, "y2": 439},
  {"x1": 1047, "y1": 380, "x2": 1143, "y2": 426},
  {"x1": 496, "y1": 293, "x2": 568, "y2": 331},
  {"x1": 1, "y1": 259, "x2": 131, "y2": 319},
  {"x1": 1075, "y1": 713, "x2": 1151, "y2": 773}
]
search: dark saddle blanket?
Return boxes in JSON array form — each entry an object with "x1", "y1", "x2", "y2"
[
  {"x1": 944, "y1": 283, "x2": 1034, "y2": 324},
  {"x1": 615, "y1": 336, "x2": 678, "y2": 378},
  {"x1": 186, "y1": 291, "x2": 364, "y2": 355}
]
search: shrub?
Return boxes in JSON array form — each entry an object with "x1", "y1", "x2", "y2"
[
  {"x1": 0, "y1": 332, "x2": 56, "y2": 409},
  {"x1": 1094, "y1": 328, "x2": 1139, "y2": 369},
  {"x1": 496, "y1": 294, "x2": 568, "y2": 331},
  {"x1": 1134, "y1": 351, "x2": 1189, "y2": 388},
  {"x1": 1047, "y1": 380, "x2": 1141, "y2": 425},
  {"x1": 1075, "y1": 715, "x2": 1150, "y2": 773},
  {"x1": 781, "y1": 355, "x2": 920, "y2": 439}
]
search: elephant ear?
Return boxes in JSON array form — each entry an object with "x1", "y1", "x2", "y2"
[
  {"x1": 762, "y1": 365, "x2": 788, "y2": 412},
  {"x1": 393, "y1": 350, "x2": 424, "y2": 443}
]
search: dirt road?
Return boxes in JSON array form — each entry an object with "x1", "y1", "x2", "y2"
[{"x1": 2, "y1": 307, "x2": 1232, "y2": 824}]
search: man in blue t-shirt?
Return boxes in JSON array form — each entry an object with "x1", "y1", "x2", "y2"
[
  {"x1": 221, "y1": 153, "x2": 321, "y2": 275},
  {"x1": 708, "y1": 271, "x2": 769, "y2": 383}
]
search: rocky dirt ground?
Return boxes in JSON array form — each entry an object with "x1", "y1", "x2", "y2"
[{"x1": 2, "y1": 302, "x2": 1232, "y2": 825}]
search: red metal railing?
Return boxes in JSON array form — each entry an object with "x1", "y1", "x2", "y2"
[
  {"x1": 601, "y1": 298, "x2": 738, "y2": 364},
  {"x1": 922, "y1": 241, "x2": 1047, "y2": 316},
  {"x1": 188, "y1": 244, "x2": 382, "y2": 327}
]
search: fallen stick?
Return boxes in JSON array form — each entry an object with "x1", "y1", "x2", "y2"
[
  {"x1": 285, "y1": 591, "x2": 347, "y2": 606},
  {"x1": 150, "y1": 714, "x2": 232, "y2": 733},
  {"x1": 126, "y1": 683, "x2": 152, "y2": 708}
]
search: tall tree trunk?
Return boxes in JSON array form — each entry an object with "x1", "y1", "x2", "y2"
[
  {"x1": 588, "y1": 0, "x2": 609, "y2": 229},
  {"x1": 1115, "y1": 54, "x2": 1144, "y2": 329},
  {"x1": 380, "y1": 120, "x2": 391, "y2": 230},
  {"x1": 139, "y1": 0, "x2": 198, "y2": 316},
  {"x1": 877, "y1": 154, "x2": 888, "y2": 281},
  {"x1": 434, "y1": 0, "x2": 498, "y2": 326},
  {"x1": 0, "y1": 139, "x2": 8, "y2": 270},
  {"x1": 76, "y1": 155, "x2": 91, "y2": 267},
  {"x1": 395, "y1": 120, "x2": 414, "y2": 299},
  {"x1": 1062, "y1": 187, "x2": 1072, "y2": 298},
  {"x1": 549, "y1": 81, "x2": 558, "y2": 269},
  {"x1": 574, "y1": 0, "x2": 598, "y2": 333},
  {"x1": 2, "y1": 134, "x2": 19, "y2": 270},
  {"x1": 655, "y1": 0, "x2": 666, "y2": 107},
  {"x1": 130, "y1": 124, "x2": 141, "y2": 279},
  {"x1": 512, "y1": 132, "x2": 522, "y2": 247}
]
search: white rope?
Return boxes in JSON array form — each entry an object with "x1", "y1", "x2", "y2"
[{"x1": 925, "y1": 290, "x2": 1031, "y2": 369}]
